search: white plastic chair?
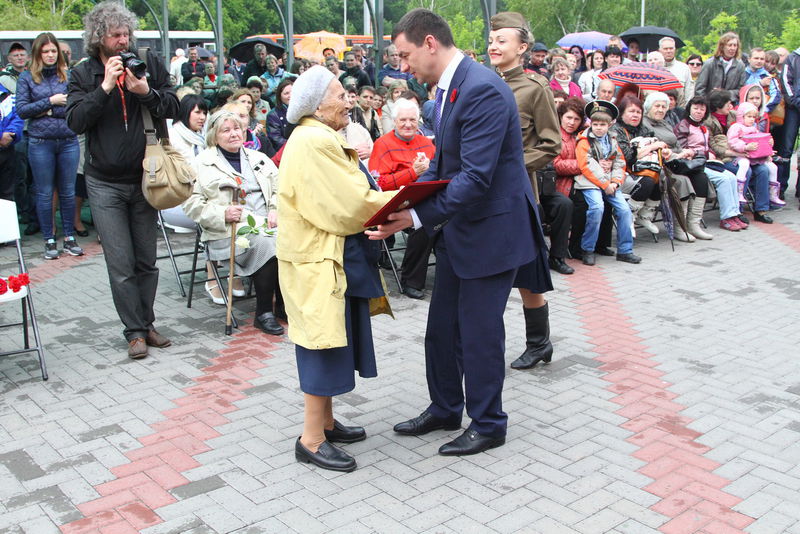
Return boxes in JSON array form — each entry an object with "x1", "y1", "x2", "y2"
[{"x1": 0, "y1": 199, "x2": 47, "y2": 380}]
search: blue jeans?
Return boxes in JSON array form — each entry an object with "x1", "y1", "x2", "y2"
[
  {"x1": 743, "y1": 162, "x2": 771, "y2": 212},
  {"x1": 704, "y1": 166, "x2": 740, "y2": 219},
  {"x1": 581, "y1": 188, "x2": 633, "y2": 254},
  {"x1": 28, "y1": 137, "x2": 80, "y2": 240}
]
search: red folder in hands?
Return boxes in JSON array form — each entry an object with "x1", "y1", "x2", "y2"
[{"x1": 364, "y1": 180, "x2": 450, "y2": 227}]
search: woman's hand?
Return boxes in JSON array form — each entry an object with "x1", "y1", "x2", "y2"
[
  {"x1": 224, "y1": 205, "x2": 244, "y2": 223},
  {"x1": 267, "y1": 209, "x2": 278, "y2": 229},
  {"x1": 354, "y1": 142, "x2": 371, "y2": 160},
  {"x1": 252, "y1": 123, "x2": 264, "y2": 135},
  {"x1": 661, "y1": 147, "x2": 672, "y2": 159},
  {"x1": 412, "y1": 153, "x2": 430, "y2": 175},
  {"x1": 49, "y1": 93, "x2": 68, "y2": 106}
]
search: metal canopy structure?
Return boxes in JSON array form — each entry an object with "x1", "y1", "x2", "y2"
[{"x1": 136, "y1": 0, "x2": 498, "y2": 78}]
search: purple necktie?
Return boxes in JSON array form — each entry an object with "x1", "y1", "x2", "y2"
[{"x1": 433, "y1": 87, "x2": 445, "y2": 133}]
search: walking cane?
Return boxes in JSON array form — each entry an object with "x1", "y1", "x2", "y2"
[{"x1": 225, "y1": 187, "x2": 240, "y2": 336}]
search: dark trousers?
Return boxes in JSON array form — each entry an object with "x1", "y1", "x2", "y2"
[
  {"x1": 400, "y1": 228, "x2": 433, "y2": 290},
  {"x1": 0, "y1": 148, "x2": 15, "y2": 201},
  {"x1": 569, "y1": 188, "x2": 612, "y2": 255},
  {"x1": 425, "y1": 239, "x2": 516, "y2": 438},
  {"x1": 776, "y1": 105, "x2": 799, "y2": 193},
  {"x1": 13, "y1": 137, "x2": 36, "y2": 222},
  {"x1": 539, "y1": 193, "x2": 572, "y2": 259},
  {"x1": 85, "y1": 176, "x2": 159, "y2": 342}
]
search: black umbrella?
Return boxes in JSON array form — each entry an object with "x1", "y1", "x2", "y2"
[
  {"x1": 194, "y1": 46, "x2": 214, "y2": 59},
  {"x1": 229, "y1": 37, "x2": 285, "y2": 63},
  {"x1": 620, "y1": 26, "x2": 685, "y2": 52}
]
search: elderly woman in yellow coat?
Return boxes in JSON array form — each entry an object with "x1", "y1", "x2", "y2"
[{"x1": 277, "y1": 66, "x2": 396, "y2": 473}]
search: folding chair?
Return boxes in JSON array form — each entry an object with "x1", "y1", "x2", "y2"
[
  {"x1": 0, "y1": 200, "x2": 47, "y2": 380},
  {"x1": 186, "y1": 228, "x2": 241, "y2": 330},
  {"x1": 157, "y1": 210, "x2": 202, "y2": 298}
]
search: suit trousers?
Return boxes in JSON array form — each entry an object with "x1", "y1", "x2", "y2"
[
  {"x1": 85, "y1": 176, "x2": 159, "y2": 341},
  {"x1": 425, "y1": 238, "x2": 516, "y2": 438},
  {"x1": 399, "y1": 228, "x2": 433, "y2": 290}
]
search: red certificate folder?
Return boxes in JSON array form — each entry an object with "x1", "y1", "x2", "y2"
[{"x1": 364, "y1": 180, "x2": 450, "y2": 227}]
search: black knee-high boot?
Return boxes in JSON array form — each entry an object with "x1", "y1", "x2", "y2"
[{"x1": 510, "y1": 303, "x2": 553, "y2": 370}]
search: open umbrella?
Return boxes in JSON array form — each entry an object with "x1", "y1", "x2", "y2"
[
  {"x1": 557, "y1": 31, "x2": 616, "y2": 52},
  {"x1": 229, "y1": 36, "x2": 285, "y2": 63},
  {"x1": 599, "y1": 63, "x2": 683, "y2": 91},
  {"x1": 294, "y1": 31, "x2": 347, "y2": 62},
  {"x1": 194, "y1": 47, "x2": 213, "y2": 59},
  {"x1": 620, "y1": 26, "x2": 685, "y2": 52}
]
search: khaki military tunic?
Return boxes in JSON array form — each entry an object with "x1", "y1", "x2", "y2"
[{"x1": 499, "y1": 65, "x2": 562, "y2": 202}]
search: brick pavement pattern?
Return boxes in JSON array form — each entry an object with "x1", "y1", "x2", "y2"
[{"x1": 2, "y1": 191, "x2": 800, "y2": 533}]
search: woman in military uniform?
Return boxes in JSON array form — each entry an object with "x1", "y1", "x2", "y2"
[{"x1": 487, "y1": 11, "x2": 572, "y2": 370}]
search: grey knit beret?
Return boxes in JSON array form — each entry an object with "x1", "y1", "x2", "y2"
[{"x1": 286, "y1": 65, "x2": 336, "y2": 124}]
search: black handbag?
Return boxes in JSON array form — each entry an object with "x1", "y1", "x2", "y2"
[
  {"x1": 667, "y1": 156, "x2": 706, "y2": 175},
  {"x1": 536, "y1": 163, "x2": 557, "y2": 197}
]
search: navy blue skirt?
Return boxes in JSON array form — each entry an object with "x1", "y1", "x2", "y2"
[{"x1": 295, "y1": 297, "x2": 377, "y2": 396}]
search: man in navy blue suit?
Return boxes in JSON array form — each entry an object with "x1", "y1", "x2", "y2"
[{"x1": 366, "y1": 8, "x2": 544, "y2": 456}]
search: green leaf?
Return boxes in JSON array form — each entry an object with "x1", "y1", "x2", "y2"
[
  {"x1": 247, "y1": 215, "x2": 256, "y2": 227},
  {"x1": 237, "y1": 226, "x2": 251, "y2": 235}
]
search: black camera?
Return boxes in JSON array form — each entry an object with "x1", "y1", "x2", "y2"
[{"x1": 119, "y1": 51, "x2": 147, "y2": 79}]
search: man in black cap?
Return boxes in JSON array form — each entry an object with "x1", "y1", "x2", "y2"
[
  {"x1": 525, "y1": 42, "x2": 550, "y2": 78},
  {"x1": 0, "y1": 43, "x2": 28, "y2": 94}
]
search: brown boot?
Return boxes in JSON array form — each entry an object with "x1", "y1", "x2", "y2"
[
  {"x1": 146, "y1": 329, "x2": 172, "y2": 348},
  {"x1": 128, "y1": 338, "x2": 148, "y2": 359}
]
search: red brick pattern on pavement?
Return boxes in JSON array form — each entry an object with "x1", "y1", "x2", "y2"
[
  {"x1": 58, "y1": 327, "x2": 279, "y2": 534},
  {"x1": 751, "y1": 220, "x2": 800, "y2": 253},
  {"x1": 25, "y1": 241, "x2": 103, "y2": 285},
  {"x1": 566, "y1": 265, "x2": 755, "y2": 534}
]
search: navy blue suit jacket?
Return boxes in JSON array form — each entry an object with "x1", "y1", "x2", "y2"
[{"x1": 415, "y1": 57, "x2": 538, "y2": 279}]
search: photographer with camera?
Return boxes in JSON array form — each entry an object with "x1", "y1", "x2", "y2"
[{"x1": 66, "y1": 1, "x2": 179, "y2": 359}]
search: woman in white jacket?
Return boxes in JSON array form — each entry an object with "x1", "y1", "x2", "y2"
[{"x1": 578, "y1": 49, "x2": 605, "y2": 102}]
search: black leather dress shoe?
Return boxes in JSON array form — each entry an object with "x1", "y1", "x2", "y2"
[
  {"x1": 595, "y1": 247, "x2": 615, "y2": 256},
  {"x1": 393, "y1": 411, "x2": 461, "y2": 436},
  {"x1": 548, "y1": 257, "x2": 574, "y2": 275},
  {"x1": 324, "y1": 420, "x2": 366, "y2": 443},
  {"x1": 438, "y1": 429, "x2": 506, "y2": 456},
  {"x1": 75, "y1": 228, "x2": 90, "y2": 237},
  {"x1": 254, "y1": 312, "x2": 284, "y2": 335},
  {"x1": 402, "y1": 286, "x2": 424, "y2": 299},
  {"x1": 581, "y1": 250, "x2": 596, "y2": 266},
  {"x1": 295, "y1": 439, "x2": 356, "y2": 472},
  {"x1": 753, "y1": 212, "x2": 773, "y2": 224}
]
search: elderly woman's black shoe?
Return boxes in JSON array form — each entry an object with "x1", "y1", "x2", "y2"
[
  {"x1": 295, "y1": 438, "x2": 356, "y2": 472},
  {"x1": 324, "y1": 420, "x2": 366, "y2": 443},
  {"x1": 254, "y1": 312, "x2": 284, "y2": 335}
]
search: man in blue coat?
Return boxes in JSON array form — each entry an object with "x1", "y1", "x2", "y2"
[
  {"x1": 367, "y1": 8, "x2": 544, "y2": 456},
  {"x1": 0, "y1": 81, "x2": 24, "y2": 201}
]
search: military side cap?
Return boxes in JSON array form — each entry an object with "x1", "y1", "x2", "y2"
[
  {"x1": 585, "y1": 99, "x2": 619, "y2": 121},
  {"x1": 532, "y1": 42, "x2": 549, "y2": 52},
  {"x1": 490, "y1": 11, "x2": 530, "y2": 32}
]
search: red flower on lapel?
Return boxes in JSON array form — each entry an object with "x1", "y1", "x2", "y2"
[{"x1": 450, "y1": 88, "x2": 458, "y2": 103}]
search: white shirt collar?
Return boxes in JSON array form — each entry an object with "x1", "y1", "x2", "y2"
[{"x1": 436, "y1": 51, "x2": 465, "y2": 93}]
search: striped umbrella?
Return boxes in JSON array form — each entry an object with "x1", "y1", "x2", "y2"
[{"x1": 598, "y1": 63, "x2": 683, "y2": 91}]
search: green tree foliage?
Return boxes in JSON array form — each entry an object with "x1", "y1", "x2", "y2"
[
  {"x1": 701, "y1": 11, "x2": 738, "y2": 54},
  {"x1": 0, "y1": 0, "x2": 94, "y2": 30}
]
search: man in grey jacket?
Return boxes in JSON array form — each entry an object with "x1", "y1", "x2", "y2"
[{"x1": 693, "y1": 32, "x2": 747, "y2": 104}]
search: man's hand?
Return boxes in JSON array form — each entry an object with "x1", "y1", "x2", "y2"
[
  {"x1": 101, "y1": 56, "x2": 124, "y2": 93},
  {"x1": 125, "y1": 68, "x2": 150, "y2": 96},
  {"x1": 224, "y1": 205, "x2": 244, "y2": 223},
  {"x1": 412, "y1": 153, "x2": 429, "y2": 175},
  {"x1": 267, "y1": 209, "x2": 278, "y2": 229},
  {"x1": 354, "y1": 142, "x2": 371, "y2": 160},
  {"x1": 0, "y1": 132, "x2": 14, "y2": 148},
  {"x1": 365, "y1": 209, "x2": 413, "y2": 240},
  {"x1": 49, "y1": 93, "x2": 68, "y2": 106}
]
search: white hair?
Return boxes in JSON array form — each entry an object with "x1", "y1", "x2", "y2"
[
  {"x1": 647, "y1": 51, "x2": 665, "y2": 67},
  {"x1": 175, "y1": 48, "x2": 185, "y2": 57},
  {"x1": 658, "y1": 37, "x2": 675, "y2": 49},
  {"x1": 643, "y1": 91, "x2": 669, "y2": 115},
  {"x1": 391, "y1": 98, "x2": 420, "y2": 121}
]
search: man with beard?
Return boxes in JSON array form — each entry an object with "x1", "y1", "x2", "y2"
[{"x1": 67, "y1": 0, "x2": 179, "y2": 359}]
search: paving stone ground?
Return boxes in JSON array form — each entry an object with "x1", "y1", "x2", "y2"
[{"x1": 2, "y1": 179, "x2": 800, "y2": 534}]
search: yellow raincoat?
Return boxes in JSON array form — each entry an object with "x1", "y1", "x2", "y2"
[{"x1": 277, "y1": 117, "x2": 396, "y2": 349}]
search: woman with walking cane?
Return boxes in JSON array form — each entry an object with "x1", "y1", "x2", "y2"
[{"x1": 184, "y1": 109, "x2": 284, "y2": 336}]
